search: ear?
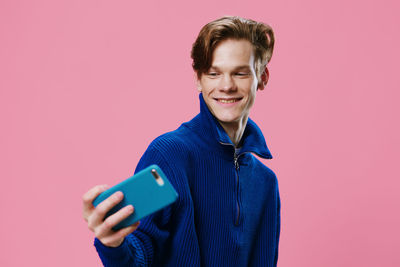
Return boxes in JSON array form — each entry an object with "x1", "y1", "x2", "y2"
[{"x1": 257, "y1": 66, "x2": 269, "y2": 91}]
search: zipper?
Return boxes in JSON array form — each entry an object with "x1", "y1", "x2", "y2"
[
  {"x1": 234, "y1": 152, "x2": 240, "y2": 226},
  {"x1": 220, "y1": 141, "x2": 250, "y2": 226}
]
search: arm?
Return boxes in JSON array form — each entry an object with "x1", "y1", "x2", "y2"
[{"x1": 92, "y1": 145, "x2": 178, "y2": 266}]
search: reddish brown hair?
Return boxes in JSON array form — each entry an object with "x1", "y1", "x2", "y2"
[{"x1": 191, "y1": 16, "x2": 275, "y2": 81}]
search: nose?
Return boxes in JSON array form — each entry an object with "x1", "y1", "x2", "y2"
[{"x1": 219, "y1": 74, "x2": 237, "y2": 92}]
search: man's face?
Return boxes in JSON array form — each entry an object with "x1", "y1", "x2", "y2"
[{"x1": 197, "y1": 39, "x2": 266, "y2": 127}]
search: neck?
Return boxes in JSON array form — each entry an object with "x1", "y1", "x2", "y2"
[{"x1": 218, "y1": 116, "x2": 248, "y2": 147}]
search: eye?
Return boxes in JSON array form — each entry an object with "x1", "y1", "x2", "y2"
[
  {"x1": 207, "y1": 72, "x2": 219, "y2": 77},
  {"x1": 235, "y1": 72, "x2": 250, "y2": 77}
]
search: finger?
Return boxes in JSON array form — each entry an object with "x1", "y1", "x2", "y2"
[
  {"x1": 97, "y1": 205, "x2": 135, "y2": 235},
  {"x1": 82, "y1": 184, "x2": 108, "y2": 220},
  {"x1": 82, "y1": 184, "x2": 108, "y2": 209},
  {"x1": 100, "y1": 222, "x2": 140, "y2": 248},
  {"x1": 89, "y1": 191, "x2": 124, "y2": 226}
]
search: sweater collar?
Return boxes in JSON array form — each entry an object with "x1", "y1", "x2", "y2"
[{"x1": 197, "y1": 93, "x2": 273, "y2": 159}]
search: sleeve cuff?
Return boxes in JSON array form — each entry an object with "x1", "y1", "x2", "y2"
[{"x1": 94, "y1": 237, "x2": 133, "y2": 261}]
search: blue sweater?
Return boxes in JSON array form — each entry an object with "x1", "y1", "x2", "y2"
[{"x1": 94, "y1": 93, "x2": 281, "y2": 266}]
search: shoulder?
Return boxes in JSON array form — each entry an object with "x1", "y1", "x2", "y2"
[
  {"x1": 147, "y1": 126, "x2": 192, "y2": 156},
  {"x1": 251, "y1": 155, "x2": 279, "y2": 189},
  {"x1": 135, "y1": 125, "x2": 194, "y2": 176}
]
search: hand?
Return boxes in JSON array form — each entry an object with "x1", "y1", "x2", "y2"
[{"x1": 82, "y1": 184, "x2": 140, "y2": 247}]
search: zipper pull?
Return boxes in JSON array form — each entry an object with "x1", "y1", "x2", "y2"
[{"x1": 234, "y1": 154, "x2": 239, "y2": 170}]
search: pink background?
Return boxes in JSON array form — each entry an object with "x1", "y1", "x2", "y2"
[{"x1": 1, "y1": 0, "x2": 399, "y2": 266}]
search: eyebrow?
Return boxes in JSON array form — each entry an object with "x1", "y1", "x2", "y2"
[{"x1": 209, "y1": 65, "x2": 251, "y2": 71}]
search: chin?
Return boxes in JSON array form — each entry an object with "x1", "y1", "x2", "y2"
[{"x1": 214, "y1": 114, "x2": 240, "y2": 124}]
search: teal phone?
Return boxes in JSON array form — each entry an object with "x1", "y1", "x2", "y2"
[{"x1": 92, "y1": 164, "x2": 178, "y2": 230}]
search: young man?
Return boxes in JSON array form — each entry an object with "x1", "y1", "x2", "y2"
[{"x1": 82, "y1": 16, "x2": 280, "y2": 266}]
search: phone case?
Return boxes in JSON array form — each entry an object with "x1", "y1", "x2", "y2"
[{"x1": 92, "y1": 164, "x2": 178, "y2": 230}]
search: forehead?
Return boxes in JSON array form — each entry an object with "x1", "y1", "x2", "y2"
[{"x1": 211, "y1": 39, "x2": 255, "y2": 68}]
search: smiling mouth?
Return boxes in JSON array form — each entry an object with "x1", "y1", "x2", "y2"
[{"x1": 215, "y1": 98, "x2": 242, "y2": 103}]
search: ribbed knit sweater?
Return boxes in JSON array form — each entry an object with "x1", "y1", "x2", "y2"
[{"x1": 94, "y1": 93, "x2": 281, "y2": 266}]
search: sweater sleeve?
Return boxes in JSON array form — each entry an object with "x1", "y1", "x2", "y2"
[{"x1": 94, "y1": 144, "x2": 178, "y2": 267}]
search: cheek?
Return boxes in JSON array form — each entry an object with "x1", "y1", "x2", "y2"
[
  {"x1": 245, "y1": 90, "x2": 257, "y2": 108},
  {"x1": 199, "y1": 79, "x2": 216, "y2": 93},
  {"x1": 240, "y1": 81, "x2": 257, "y2": 99}
]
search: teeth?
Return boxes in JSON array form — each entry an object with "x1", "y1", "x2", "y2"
[{"x1": 218, "y1": 99, "x2": 238, "y2": 103}]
